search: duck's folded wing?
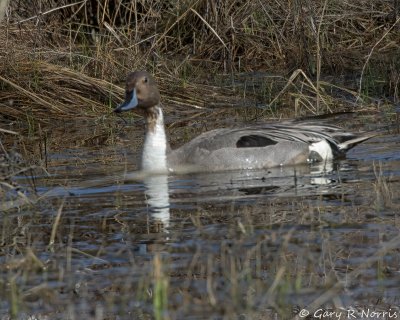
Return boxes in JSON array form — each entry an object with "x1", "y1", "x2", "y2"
[
  {"x1": 169, "y1": 123, "x2": 374, "y2": 169},
  {"x1": 181, "y1": 123, "x2": 352, "y2": 152}
]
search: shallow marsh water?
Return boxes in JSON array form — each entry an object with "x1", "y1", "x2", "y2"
[{"x1": 1, "y1": 117, "x2": 400, "y2": 320}]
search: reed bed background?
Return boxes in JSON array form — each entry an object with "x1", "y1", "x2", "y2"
[{"x1": 0, "y1": 0, "x2": 399, "y2": 125}]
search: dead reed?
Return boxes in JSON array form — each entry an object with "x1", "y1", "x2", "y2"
[
  {"x1": 0, "y1": 138, "x2": 37, "y2": 211},
  {"x1": 0, "y1": 0, "x2": 399, "y2": 126}
]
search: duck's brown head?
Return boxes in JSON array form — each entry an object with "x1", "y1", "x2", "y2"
[{"x1": 114, "y1": 71, "x2": 160, "y2": 113}]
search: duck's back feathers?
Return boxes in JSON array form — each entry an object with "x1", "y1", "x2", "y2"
[{"x1": 167, "y1": 122, "x2": 376, "y2": 171}]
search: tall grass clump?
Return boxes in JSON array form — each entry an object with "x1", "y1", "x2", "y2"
[{"x1": 0, "y1": 0, "x2": 399, "y2": 124}]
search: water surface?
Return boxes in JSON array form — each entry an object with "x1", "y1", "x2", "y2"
[{"x1": 1, "y1": 120, "x2": 399, "y2": 319}]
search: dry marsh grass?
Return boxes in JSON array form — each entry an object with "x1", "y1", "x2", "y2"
[{"x1": 0, "y1": 0, "x2": 399, "y2": 127}]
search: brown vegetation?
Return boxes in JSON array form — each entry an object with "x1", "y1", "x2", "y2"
[{"x1": 0, "y1": 0, "x2": 399, "y2": 123}]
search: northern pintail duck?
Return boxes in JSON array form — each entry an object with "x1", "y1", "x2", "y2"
[{"x1": 114, "y1": 71, "x2": 375, "y2": 173}]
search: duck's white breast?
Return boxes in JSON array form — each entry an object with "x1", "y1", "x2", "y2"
[{"x1": 141, "y1": 109, "x2": 168, "y2": 172}]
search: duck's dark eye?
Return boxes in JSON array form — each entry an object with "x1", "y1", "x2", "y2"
[{"x1": 143, "y1": 77, "x2": 148, "y2": 83}]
